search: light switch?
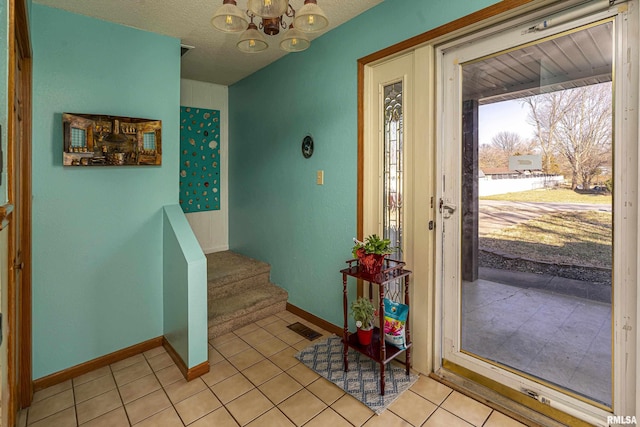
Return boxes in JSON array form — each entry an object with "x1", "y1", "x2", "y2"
[{"x1": 316, "y1": 170, "x2": 324, "y2": 185}]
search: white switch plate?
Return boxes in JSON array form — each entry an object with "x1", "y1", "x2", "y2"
[{"x1": 316, "y1": 170, "x2": 324, "y2": 185}]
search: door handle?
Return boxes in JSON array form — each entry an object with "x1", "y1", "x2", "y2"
[{"x1": 439, "y1": 199, "x2": 457, "y2": 218}]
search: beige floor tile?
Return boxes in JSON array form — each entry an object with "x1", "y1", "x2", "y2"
[
  {"x1": 143, "y1": 346, "x2": 167, "y2": 359},
  {"x1": 211, "y1": 373, "x2": 255, "y2": 404},
  {"x1": 125, "y1": 389, "x2": 171, "y2": 425},
  {"x1": 208, "y1": 347, "x2": 224, "y2": 365},
  {"x1": 306, "y1": 378, "x2": 345, "y2": 405},
  {"x1": 483, "y1": 411, "x2": 528, "y2": 427},
  {"x1": 261, "y1": 319, "x2": 290, "y2": 335},
  {"x1": 278, "y1": 389, "x2": 327, "y2": 426},
  {"x1": 409, "y1": 375, "x2": 453, "y2": 405},
  {"x1": 225, "y1": 389, "x2": 274, "y2": 426},
  {"x1": 240, "y1": 328, "x2": 275, "y2": 347},
  {"x1": 174, "y1": 389, "x2": 222, "y2": 425},
  {"x1": 255, "y1": 314, "x2": 281, "y2": 328},
  {"x1": 28, "y1": 388, "x2": 75, "y2": 424},
  {"x1": 286, "y1": 363, "x2": 320, "y2": 386},
  {"x1": 362, "y1": 410, "x2": 413, "y2": 427},
  {"x1": 216, "y1": 337, "x2": 251, "y2": 358},
  {"x1": 155, "y1": 365, "x2": 184, "y2": 388},
  {"x1": 28, "y1": 407, "x2": 76, "y2": 427},
  {"x1": 388, "y1": 390, "x2": 437, "y2": 426},
  {"x1": 276, "y1": 330, "x2": 306, "y2": 346},
  {"x1": 441, "y1": 391, "x2": 492, "y2": 426},
  {"x1": 304, "y1": 408, "x2": 352, "y2": 427},
  {"x1": 330, "y1": 394, "x2": 374, "y2": 427},
  {"x1": 18, "y1": 409, "x2": 28, "y2": 427},
  {"x1": 113, "y1": 360, "x2": 153, "y2": 387},
  {"x1": 228, "y1": 348, "x2": 265, "y2": 371},
  {"x1": 292, "y1": 340, "x2": 311, "y2": 351},
  {"x1": 253, "y1": 336, "x2": 289, "y2": 357},
  {"x1": 245, "y1": 408, "x2": 294, "y2": 427},
  {"x1": 190, "y1": 407, "x2": 239, "y2": 427},
  {"x1": 79, "y1": 407, "x2": 129, "y2": 427},
  {"x1": 73, "y1": 366, "x2": 112, "y2": 387},
  {"x1": 269, "y1": 347, "x2": 300, "y2": 371},
  {"x1": 200, "y1": 360, "x2": 239, "y2": 387},
  {"x1": 164, "y1": 378, "x2": 207, "y2": 404},
  {"x1": 234, "y1": 322, "x2": 262, "y2": 336},
  {"x1": 132, "y1": 407, "x2": 183, "y2": 427},
  {"x1": 258, "y1": 372, "x2": 303, "y2": 405},
  {"x1": 189, "y1": 406, "x2": 241, "y2": 427},
  {"x1": 275, "y1": 311, "x2": 302, "y2": 323},
  {"x1": 75, "y1": 389, "x2": 122, "y2": 425},
  {"x1": 242, "y1": 359, "x2": 283, "y2": 386},
  {"x1": 209, "y1": 332, "x2": 237, "y2": 347},
  {"x1": 119, "y1": 373, "x2": 162, "y2": 404},
  {"x1": 32, "y1": 380, "x2": 72, "y2": 403},
  {"x1": 74, "y1": 374, "x2": 117, "y2": 404},
  {"x1": 147, "y1": 352, "x2": 175, "y2": 372},
  {"x1": 111, "y1": 354, "x2": 146, "y2": 373},
  {"x1": 424, "y1": 408, "x2": 474, "y2": 427}
]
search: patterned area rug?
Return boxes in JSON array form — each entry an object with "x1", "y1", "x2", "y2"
[{"x1": 295, "y1": 335, "x2": 418, "y2": 414}]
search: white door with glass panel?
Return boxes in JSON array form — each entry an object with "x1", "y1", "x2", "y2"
[{"x1": 365, "y1": 48, "x2": 435, "y2": 374}]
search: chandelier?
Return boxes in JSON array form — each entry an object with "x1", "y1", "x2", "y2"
[{"x1": 211, "y1": 0, "x2": 328, "y2": 53}]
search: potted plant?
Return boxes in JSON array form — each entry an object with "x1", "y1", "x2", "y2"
[
  {"x1": 352, "y1": 234, "x2": 394, "y2": 275},
  {"x1": 350, "y1": 296, "x2": 376, "y2": 345}
]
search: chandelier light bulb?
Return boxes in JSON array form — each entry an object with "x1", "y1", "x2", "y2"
[
  {"x1": 294, "y1": 0, "x2": 328, "y2": 33},
  {"x1": 211, "y1": 0, "x2": 248, "y2": 33},
  {"x1": 247, "y1": 0, "x2": 288, "y2": 18}
]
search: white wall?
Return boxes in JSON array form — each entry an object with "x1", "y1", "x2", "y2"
[{"x1": 180, "y1": 79, "x2": 229, "y2": 253}]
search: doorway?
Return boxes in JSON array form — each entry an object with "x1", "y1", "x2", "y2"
[
  {"x1": 438, "y1": 1, "x2": 636, "y2": 423},
  {"x1": 4, "y1": 0, "x2": 33, "y2": 425}
]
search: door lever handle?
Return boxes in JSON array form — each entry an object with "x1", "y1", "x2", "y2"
[{"x1": 441, "y1": 203, "x2": 457, "y2": 219}]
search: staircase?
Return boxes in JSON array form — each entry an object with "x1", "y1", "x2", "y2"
[{"x1": 206, "y1": 251, "x2": 288, "y2": 339}]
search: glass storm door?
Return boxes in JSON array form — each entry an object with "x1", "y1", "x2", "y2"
[{"x1": 438, "y1": 2, "x2": 637, "y2": 423}]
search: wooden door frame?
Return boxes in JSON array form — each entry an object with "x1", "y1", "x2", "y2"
[{"x1": 6, "y1": 0, "x2": 33, "y2": 422}]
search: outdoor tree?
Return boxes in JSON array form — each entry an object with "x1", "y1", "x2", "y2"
[
  {"x1": 523, "y1": 83, "x2": 612, "y2": 189},
  {"x1": 480, "y1": 131, "x2": 531, "y2": 169}
]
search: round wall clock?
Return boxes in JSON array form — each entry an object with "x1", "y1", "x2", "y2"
[{"x1": 302, "y1": 135, "x2": 314, "y2": 159}]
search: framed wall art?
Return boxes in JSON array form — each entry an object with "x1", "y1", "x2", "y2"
[
  {"x1": 179, "y1": 107, "x2": 221, "y2": 213},
  {"x1": 63, "y1": 113, "x2": 162, "y2": 166}
]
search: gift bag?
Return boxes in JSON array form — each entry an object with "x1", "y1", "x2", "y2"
[{"x1": 384, "y1": 298, "x2": 409, "y2": 349}]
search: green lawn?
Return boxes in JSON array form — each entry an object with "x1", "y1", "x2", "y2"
[
  {"x1": 480, "y1": 211, "x2": 612, "y2": 268},
  {"x1": 481, "y1": 188, "x2": 612, "y2": 204}
]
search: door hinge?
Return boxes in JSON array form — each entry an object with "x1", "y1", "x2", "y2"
[{"x1": 429, "y1": 220, "x2": 434, "y2": 230}]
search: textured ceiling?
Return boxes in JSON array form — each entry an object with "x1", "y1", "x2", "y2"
[{"x1": 33, "y1": 0, "x2": 383, "y2": 85}]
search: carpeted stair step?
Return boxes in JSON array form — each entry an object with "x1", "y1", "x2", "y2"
[
  {"x1": 206, "y1": 251, "x2": 272, "y2": 299},
  {"x1": 206, "y1": 250, "x2": 289, "y2": 339},
  {"x1": 207, "y1": 282, "x2": 288, "y2": 339}
]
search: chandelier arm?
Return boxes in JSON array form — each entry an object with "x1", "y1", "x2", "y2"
[{"x1": 285, "y1": 3, "x2": 295, "y2": 18}]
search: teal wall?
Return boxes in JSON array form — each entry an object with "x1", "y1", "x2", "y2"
[
  {"x1": 229, "y1": 0, "x2": 499, "y2": 325},
  {"x1": 163, "y1": 205, "x2": 207, "y2": 368},
  {"x1": 31, "y1": 5, "x2": 180, "y2": 378}
]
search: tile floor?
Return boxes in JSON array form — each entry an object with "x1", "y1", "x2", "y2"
[
  {"x1": 463, "y1": 279, "x2": 611, "y2": 406},
  {"x1": 20, "y1": 311, "x2": 526, "y2": 427}
]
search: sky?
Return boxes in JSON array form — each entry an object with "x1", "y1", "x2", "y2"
[{"x1": 478, "y1": 99, "x2": 535, "y2": 147}]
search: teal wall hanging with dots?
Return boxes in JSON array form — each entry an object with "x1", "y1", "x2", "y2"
[{"x1": 179, "y1": 106, "x2": 220, "y2": 212}]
